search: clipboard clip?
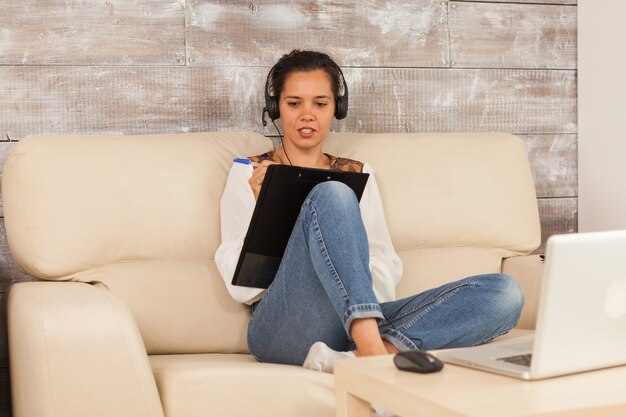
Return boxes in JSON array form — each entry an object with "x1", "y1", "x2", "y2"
[{"x1": 298, "y1": 171, "x2": 332, "y2": 183}]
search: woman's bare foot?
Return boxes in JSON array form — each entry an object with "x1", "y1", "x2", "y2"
[{"x1": 350, "y1": 318, "x2": 399, "y2": 356}]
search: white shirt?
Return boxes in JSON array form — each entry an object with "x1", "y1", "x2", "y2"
[{"x1": 215, "y1": 161, "x2": 403, "y2": 305}]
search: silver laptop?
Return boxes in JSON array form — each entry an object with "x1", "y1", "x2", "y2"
[{"x1": 438, "y1": 230, "x2": 626, "y2": 380}]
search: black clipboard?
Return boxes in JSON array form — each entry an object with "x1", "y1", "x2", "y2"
[{"x1": 232, "y1": 164, "x2": 369, "y2": 289}]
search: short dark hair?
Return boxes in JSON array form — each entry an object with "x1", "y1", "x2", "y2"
[{"x1": 268, "y1": 50, "x2": 344, "y2": 101}]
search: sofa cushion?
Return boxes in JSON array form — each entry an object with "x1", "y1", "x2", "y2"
[
  {"x1": 396, "y1": 247, "x2": 505, "y2": 299},
  {"x1": 3, "y1": 131, "x2": 273, "y2": 278},
  {"x1": 149, "y1": 353, "x2": 335, "y2": 417},
  {"x1": 79, "y1": 260, "x2": 250, "y2": 354},
  {"x1": 3, "y1": 131, "x2": 272, "y2": 354},
  {"x1": 324, "y1": 133, "x2": 541, "y2": 256}
]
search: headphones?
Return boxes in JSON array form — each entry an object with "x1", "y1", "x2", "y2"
[{"x1": 262, "y1": 64, "x2": 349, "y2": 125}]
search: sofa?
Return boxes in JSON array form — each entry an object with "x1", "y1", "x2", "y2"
[{"x1": 3, "y1": 131, "x2": 544, "y2": 417}]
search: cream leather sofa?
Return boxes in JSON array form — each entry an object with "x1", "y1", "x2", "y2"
[{"x1": 3, "y1": 131, "x2": 543, "y2": 417}]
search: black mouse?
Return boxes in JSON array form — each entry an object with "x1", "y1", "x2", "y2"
[{"x1": 393, "y1": 351, "x2": 444, "y2": 374}]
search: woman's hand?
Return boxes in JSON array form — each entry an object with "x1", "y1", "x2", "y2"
[{"x1": 249, "y1": 160, "x2": 277, "y2": 200}]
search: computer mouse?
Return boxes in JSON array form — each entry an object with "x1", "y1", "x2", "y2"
[{"x1": 393, "y1": 351, "x2": 444, "y2": 374}]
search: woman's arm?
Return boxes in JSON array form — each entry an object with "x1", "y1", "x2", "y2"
[
  {"x1": 215, "y1": 163, "x2": 266, "y2": 304},
  {"x1": 360, "y1": 163, "x2": 403, "y2": 302}
]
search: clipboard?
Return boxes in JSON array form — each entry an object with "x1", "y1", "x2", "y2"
[{"x1": 231, "y1": 164, "x2": 369, "y2": 289}]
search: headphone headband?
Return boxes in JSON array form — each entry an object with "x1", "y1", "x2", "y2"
[{"x1": 263, "y1": 63, "x2": 349, "y2": 123}]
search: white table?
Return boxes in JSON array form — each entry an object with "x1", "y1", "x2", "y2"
[{"x1": 335, "y1": 354, "x2": 626, "y2": 417}]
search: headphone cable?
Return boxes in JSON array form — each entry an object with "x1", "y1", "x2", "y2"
[{"x1": 271, "y1": 119, "x2": 293, "y2": 166}]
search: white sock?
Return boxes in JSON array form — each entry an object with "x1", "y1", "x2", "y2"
[{"x1": 302, "y1": 341, "x2": 356, "y2": 373}]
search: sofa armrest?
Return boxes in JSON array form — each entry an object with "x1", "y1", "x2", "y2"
[
  {"x1": 502, "y1": 255, "x2": 544, "y2": 330},
  {"x1": 8, "y1": 282, "x2": 164, "y2": 417}
]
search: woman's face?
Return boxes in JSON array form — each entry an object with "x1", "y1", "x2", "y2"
[{"x1": 278, "y1": 69, "x2": 335, "y2": 153}]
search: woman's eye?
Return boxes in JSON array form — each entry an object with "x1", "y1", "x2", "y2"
[
  {"x1": 287, "y1": 102, "x2": 299, "y2": 107},
  {"x1": 316, "y1": 102, "x2": 328, "y2": 107}
]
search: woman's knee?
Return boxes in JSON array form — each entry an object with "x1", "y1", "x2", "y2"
[
  {"x1": 308, "y1": 181, "x2": 358, "y2": 211},
  {"x1": 476, "y1": 273, "x2": 525, "y2": 326}
]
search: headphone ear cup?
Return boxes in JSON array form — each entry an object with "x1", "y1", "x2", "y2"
[
  {"x1": 335, "y1": 96, "x2": 348, "y2": 120},
  {"x1": 266, "y1": 96, "x2": 280, "y2": 120},
  {"x1": 264, "y1": 68, "x2": 280, "y2": 120},
  {"x1": 334, "y1": 67, "x2": 349, "y2": 120}
]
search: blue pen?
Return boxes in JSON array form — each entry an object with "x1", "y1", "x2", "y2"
[{"x1": 233, "y1": 157, "x2": 259, "y2": 167}]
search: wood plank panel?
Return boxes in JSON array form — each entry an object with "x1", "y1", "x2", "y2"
[
  {"x1": 343, "y1": 68, "x2": 577, "y2": 134},
  {"x1": 454, "y1": 1, "x2": 576, "y2": 4},
  {"x1": 0, "y1": 367, "x2": 10, "y2": 417},
  {"x1": 0, "y1": 0, "x2": 186, "y2": 65},
  {"x1": 450, "y1": 2, "x2": 576, "y2": 69},
  {"x1": 519, "y1": 134, "x2": 577, "y2": 199},
  {"x1": 0, "y1": 66, "x2": 577, "y2": 142},
  {"x1": 537, "y1": 197, "x2": 578, "y2": 253},
  {"x1": 186, "y1": 0, "x2": 449, "y2": 67},
  {"x1": 0, "y1": 143, "x2": 17, "y2": 218},
  {"x1": 0, "y1": 66, "x2": 266, "y2": 141},
  {"x1": 0, "y1": 292, "x2": 6, "y2": 369}
]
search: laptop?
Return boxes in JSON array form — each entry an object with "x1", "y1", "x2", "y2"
[
  {"x1": 438, "y1": 229, "x2": 626, "y2": 380},
  {"x1": 231, "y1": 164, "x2": 369, "y2": 289}
]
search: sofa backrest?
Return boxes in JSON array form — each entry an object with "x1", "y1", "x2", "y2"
[
  {"x1": 323, "y1": 133, "x2": 541, "y2": 298},
  {"x1": 2, "y1": 132, "x2": 273, "y2": 354},
  {"x1": 3, "y1": 131, "x2": 540, "y2": 355}
]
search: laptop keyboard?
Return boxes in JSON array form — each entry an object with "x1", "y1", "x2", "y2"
[{"x1": 497, "y1": 354, "x2": 532, "y2": 367}]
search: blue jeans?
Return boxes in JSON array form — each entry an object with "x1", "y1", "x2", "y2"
[{"x1": 247, "y1": 182, "x2": 524, "y2": 365}]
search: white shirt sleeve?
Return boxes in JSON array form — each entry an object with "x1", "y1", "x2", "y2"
[
  {"x1": 215, "y1": 163, "x2": 266, "y2": 304},
  {"x1": 360, "y1": 163, "x2": 403, "y2": 302},
  {"x1": 215, "y1": 162, "x2": 403, "y2": 305}
]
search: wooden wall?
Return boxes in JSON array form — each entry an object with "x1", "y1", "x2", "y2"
[{"x1": 0, "y1": 1, "x2": 576, "y2": 415}]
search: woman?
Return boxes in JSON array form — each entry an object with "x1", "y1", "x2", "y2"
[{"x1": 216, "y1": 50, "x2": 524, "y2": 373}]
